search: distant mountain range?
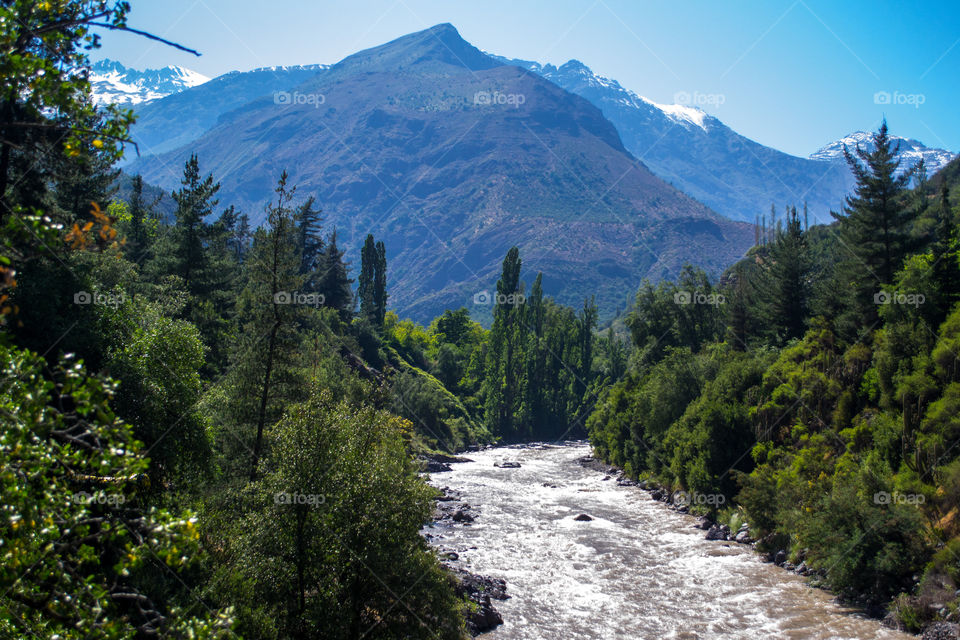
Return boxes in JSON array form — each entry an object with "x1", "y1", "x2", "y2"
[
  {"x1": 489, "y1": 55, "x2": 955, "y2": 223},
  {"x1": 123, "y1": 24, "x2": 752, "y2": 322},
  {"x1": 89, "y1": 59, "x2": 209, "y2": 106},
  {"x1": 98, "y1": 50, "x2": 955, "y2": 226},
  {"x1": 95, "y1": 25, "x2": 955, "y2": 320},
  {"x1": 809, "y1": 131, "x2": 956, "y2": 178}
]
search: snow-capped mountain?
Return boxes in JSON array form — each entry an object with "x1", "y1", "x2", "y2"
[
  {"x1": 89, "y1": 59, "x2": 209, "y2": 106},
  {"x1": 810, "y1": 131, "x2": 956, "y2": 178},
  {"x1": 489, "y1": 55, "x2": 853, "y2": 223},
  {"x1": 491, "y1": 54, "x2": 957, "y2": 223}
]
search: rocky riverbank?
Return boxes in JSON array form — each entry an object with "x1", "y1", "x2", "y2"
[
  {"x1": 422, "y1": 454, "x2": 509, "y2": 636},
  {"x1": 573, "y1": 454, "x2": 951, "y2": 638}
]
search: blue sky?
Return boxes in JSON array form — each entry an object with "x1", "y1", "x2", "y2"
[{"x1": 92, "y1": 0, "x2": 960, "y2": 157}]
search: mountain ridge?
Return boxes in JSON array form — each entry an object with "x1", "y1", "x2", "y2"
[{"x1": 127, "y1": 24, "x2": 753, "y2": 322}]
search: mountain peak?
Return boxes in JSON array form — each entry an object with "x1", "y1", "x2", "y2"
[
  {"x1": 810, "y1": 131, "x2": 956, "y2": 176},
  {"x1": 89, "y1": 58, "x2": 209, "y2": 106},
  {"x1": 332, "y1": 23, "x2": 499, "y2": 73}
]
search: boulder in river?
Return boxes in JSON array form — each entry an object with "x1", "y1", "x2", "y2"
[
  {"x1": 734, "y1": 529, "x2": 753, "y2": 544},
  {"x1": 452, "y1": 508, "x2": 475, "y2": 523},
  {"x1": 574, "y1": 514, "x2": 593, "y2": 521},
  {"x1": 774, "y1": 549, "x2": 787, "y2": 566},
  {"x1": 494, "y1": 461, "x2": 521, "y2": 468},
  {"x1": 449, "y1": 568, "x2": 507, "y2": 635},
  {"x1": 424, "y1": 460, "x2": 452, "y2": 473},
  {"x1": 705, "y1": 524, "x2": 731, "y2": 541}
]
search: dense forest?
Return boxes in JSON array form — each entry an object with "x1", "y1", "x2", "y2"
[
  {"x1": 588, "y1": 125, "x2": 960, "y2": 630},
  {"x1": 3, "y1": 2, "x2": 960, "y2": 639},
  {"x1": 0, "y1": 3, "x2": 605, "y2": 638}
]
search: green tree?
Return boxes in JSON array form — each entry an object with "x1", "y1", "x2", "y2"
[
  {"x1": 0, "y1": 343, "x2": 235, "y2": 639},
  {"x1": 762, "y1": 205, "x2": 811, "y2": 342},
  {"x1": 832, "y1": 122, "x2": 914, "y2": 322},
  {"x1": 221, "y1": 389, "x2": 464, "y2": 639},
  {"x1": 316, "y1": 229, "x2": 354, "y2": 320},
  {"x1": 358, "y1": 233, "x2": 376, "y2": 320}
]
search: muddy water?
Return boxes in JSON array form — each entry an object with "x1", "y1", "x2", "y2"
[{"x1": 425, "y1": 442, "x2": 913, "y2": 640}]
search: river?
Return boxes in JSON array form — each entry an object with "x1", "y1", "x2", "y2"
[{"x1": 425, "y1": 441, "x2": 914, "y2": 640}]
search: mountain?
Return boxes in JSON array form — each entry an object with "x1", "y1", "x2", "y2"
[
  {"x1": 126, "y1": 64, "x2": 329, "y2": 157},
  {"x1": 810, "y1": 131, "x2": 956, "y2": 178},
  {"x1": 128, "y1": 24, "x2": 753, "y2": 322},
  {"x1": 488, "y1": 55, "x2": 857, "y2": 224},
  {"x1": 89, "y1": 59, "x2": 209, "y2": 106}
]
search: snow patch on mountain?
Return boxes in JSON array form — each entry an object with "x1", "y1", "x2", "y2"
[
  {"x1": 89, "y1": 59, "x2": 209, "y2": 106},
  {"x1": 487, "y1": 53, "x2": 712, "y2": 131},
  {"x1": 810, "y1": 131, "x2": 956, "y2": 177},
  {"x1": 644, "y1": 100, "x2": 709, "y2": 131}
]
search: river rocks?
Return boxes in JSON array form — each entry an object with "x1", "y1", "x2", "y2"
[
  {"x1": 452, "y1": 508, "x2": 475, "y2": 523},
  {"x1": 694, "y1": 516, "x2": 713, "y2": 530},
  {"x1": 494, "y1": 461, "x2": 521, "y2": 468},
  {"x1": 449, "y1": 568, "x2": 508, "y2": 636},
  {"x1": 922, "y1": 622, "x2": 959, "y2": 640},
  {"x1": 424, "y1": 460, "x2": 453, "y2": 473},
  {"x1": 705, "y1": 524, "x2": 729, "y2": 541},
  {"x1": 734, "y1": 524, "x2": 753, "y2": 544},
  {"x1": 774, "y1": 550, "x2": 787, "y2": 566},
  {"x1": 574, "y1": 513, "x2": 593, "y2": 521}
]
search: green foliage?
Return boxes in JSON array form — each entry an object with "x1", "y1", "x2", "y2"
[
  {"x1": 212, "y1": 389, "x2": 465, "y2": 639},
  {"x1": 0, "y1": 343, "x2": 234, "y2": 638},
  {"x1": 588, "y1": 124, "x2": 960, "y2": 621}
]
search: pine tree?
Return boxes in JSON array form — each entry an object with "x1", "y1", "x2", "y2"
[
  {"x1": 832, "y1": 122, "x2": 914, "y2": 304},
  {"x1": 932, "y1": 183, "x2": 960, "y2": 319},
  {"x1": 294, "y1": 195, "x2": 324, "y2": 284},
  {"x1": 161, "y1": 154, "x2": 221, "y2": 292},
  {"x1": 231, "y1": 171, "x2": 305, "y2": 479},
  {"x1": 316, "y1": 229, "x2": 354, "y2": 319},
  {"x1": 763, "y1": 205, "x2": 810, "y2": 342},
  {"x1": 125, "y1": 174, "x2": 159, "y2": 264}
]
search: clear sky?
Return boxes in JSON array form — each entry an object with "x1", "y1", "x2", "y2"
[{"x1": 91, "y1": 0, "x2": 960, "y2": 157}]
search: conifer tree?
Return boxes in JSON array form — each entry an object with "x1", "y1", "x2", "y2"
[
  {"x1": 316, "y1": 229, "x2": 354, "y2": 319},
  {"x1": 763, "y1": 205, "x2": 810, "y2": 342},
  {"x1": 932, "y1": 183, "x2": 960, "y2": 319},
  {"x1": 294, "y1": 195, "x2": 324, "y2": 284},
  {"x1": 229, "y1": 171, "x2": 305, "y2": 479},
  {"x1": 832, "y1": 122, "x2": 914, "y2": 319}
]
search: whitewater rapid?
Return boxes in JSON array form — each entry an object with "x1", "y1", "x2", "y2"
[{"x1": 425, "y1": 442, "x2": 914, "y2": 640}]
